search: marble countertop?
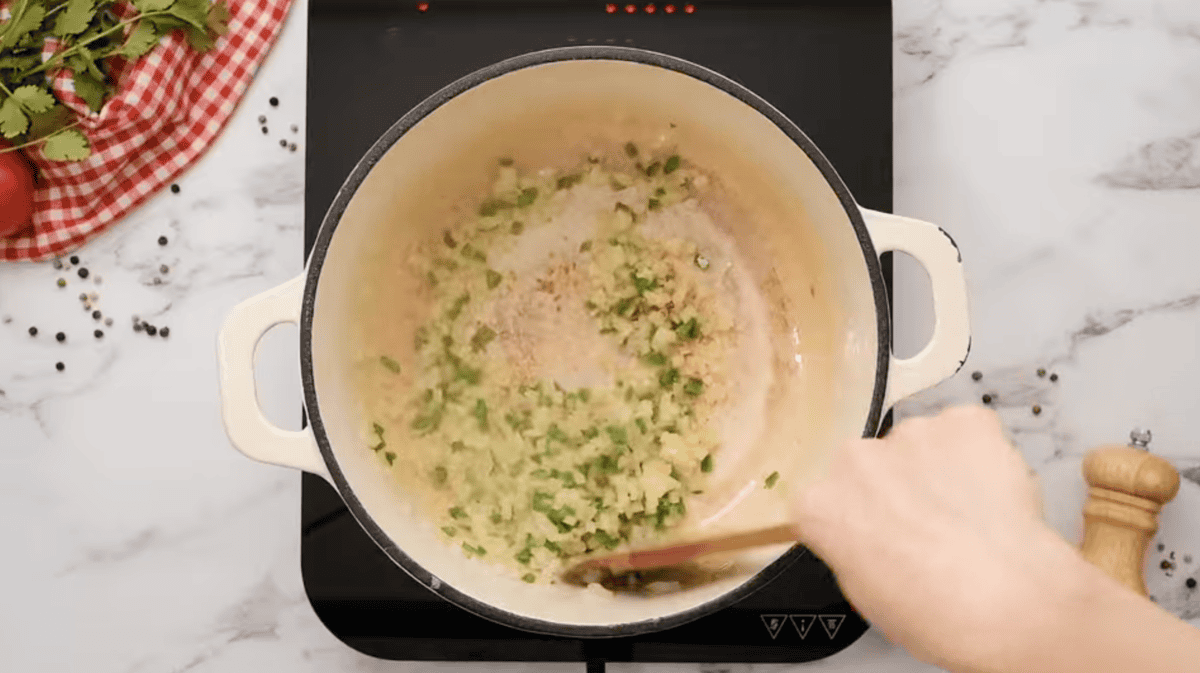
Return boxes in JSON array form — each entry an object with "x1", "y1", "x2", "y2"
[{"x1": 1, "y1": 0, "x2": 1198, "y2": 671}]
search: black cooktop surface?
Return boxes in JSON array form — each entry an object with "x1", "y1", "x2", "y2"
[{"x1": 303, "y1": 0, "x2": 892, "y2": 664}]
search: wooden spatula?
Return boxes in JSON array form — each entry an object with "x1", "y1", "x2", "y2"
[{"x1": 560, "y1": 523, "x2": 799, "y2": 587}]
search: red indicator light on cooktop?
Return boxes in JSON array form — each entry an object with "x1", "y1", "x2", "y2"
[
  {"x1": 417, "y1": 1, "x2": 428, "y2": 11},
  {"x1": 645, "y1": 3, "x2": 656, "y2": 12},
  {"x1": 664, "y1": 4, "x2": 676, "y2": 13},
  {"x1": 606, "y1": 3, "x2": 617, "y2": 12},
  {"x1": 684, "y1": 3, "x2": 695, "y2": 13},
  {"x1": 624, "y1": 3, "x2": 636, "y2": 13}
]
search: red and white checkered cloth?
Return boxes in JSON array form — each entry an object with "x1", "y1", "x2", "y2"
[{"x1": 0, "y1": 0, "x2": 293, "y2": 262}]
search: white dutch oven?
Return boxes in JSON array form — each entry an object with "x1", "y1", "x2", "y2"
[{"x1": 217, "y1": 47, "x2": 970, "y2": 637}]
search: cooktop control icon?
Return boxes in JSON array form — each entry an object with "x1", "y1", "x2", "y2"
[
  {"x1": 789, "y1": 614, "x2": 817, "y2": 639},
  {"x1": 760, "y1": 614, "x2": 787, "y2": 640}
]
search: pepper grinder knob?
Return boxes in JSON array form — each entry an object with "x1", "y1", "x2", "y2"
[{"x1": 1079, "y1": 428, "x2": 1180, "y2": 596}]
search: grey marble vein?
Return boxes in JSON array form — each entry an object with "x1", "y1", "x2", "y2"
[{"x1": 1098, "y1": 132, "x2": 1200, "y2": 190}]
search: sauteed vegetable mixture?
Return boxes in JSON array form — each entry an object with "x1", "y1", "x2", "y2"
[{"x1": 367, "y1": 146, "x2": 739, "y2": 583}]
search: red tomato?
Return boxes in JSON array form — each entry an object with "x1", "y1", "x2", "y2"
[{"x1": 0, "y1": 140, "x2": 36, "y2": 239}]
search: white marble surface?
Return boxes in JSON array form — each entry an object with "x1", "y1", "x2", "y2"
[{"x1": 1, "y1": 0, "x2": 1198, "y2": 671}]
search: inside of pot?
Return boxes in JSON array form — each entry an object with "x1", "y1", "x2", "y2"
[{"x1": 307, "y1": 57, "x2": 883, "y2": 628}]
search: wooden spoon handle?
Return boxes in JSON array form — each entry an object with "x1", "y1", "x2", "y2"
[{"x1": 570, "y1": 523, "x2": 799, "y2": 577}]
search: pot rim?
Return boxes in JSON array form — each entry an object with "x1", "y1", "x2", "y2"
[{"x1": 299, "y1": 45, "x2": 890, "y2": 639}]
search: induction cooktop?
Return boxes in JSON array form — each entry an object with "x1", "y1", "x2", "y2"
[{"x1": 302, "y1": 0, "x2": 892, "y2": 665}]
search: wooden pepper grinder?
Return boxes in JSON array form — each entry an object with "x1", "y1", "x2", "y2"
[{"x1": 1080, "y1": 429, "x2": 1181, "y2": 596}]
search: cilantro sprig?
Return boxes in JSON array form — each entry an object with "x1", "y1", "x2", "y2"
[{"x1": 0, "y1": 0, "x2": 231, "y2": 161}]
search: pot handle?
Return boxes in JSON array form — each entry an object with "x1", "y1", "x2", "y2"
[
  {"x1": 216, "y1": 273, "x2": 329, "y2": 481},
  {"x1": 860, "y1": 208, "x2": 971, "y2": 410}
]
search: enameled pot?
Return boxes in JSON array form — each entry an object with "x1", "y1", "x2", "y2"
[{"x1": 217, "y1": 47, "x2": 970, "y2": 638}]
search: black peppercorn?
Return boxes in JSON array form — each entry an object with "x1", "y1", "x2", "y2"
[
  {"x1": 94, "y1": 330, "x2": 103, "y2": 339},
  {"x1": 261, "y1": 126, "x2": 268, "y2": 134},
  {"x1": 160, "y1": 264, "x2": 169, "y2": 274},
  {"x1": 160, "y1": 326, "x2": 170, "y2": 338},
  {"x1": 69, "y1": 255, "x2": 79, "y2": 264},
  {"x1": 53, "y1": 259, "x2": 62, "y2": 269},
  {"x1": 1037, "y1": 368, "x2": 1046, "y2": 377},
  {"x1": 289, "y1": 143, "x2": 297, "y2": 152},
  {"x1": 79, "y1": 293, "x2": 87, "y2": 301},
  {"x1": 77, "y1": 267, "x2": 89, "y2": 279},
  {"x1": 1162, "y1": 560, "x2": 1172, "y2": 570},
  {"x1": 146, "y1": 325, "x2": 158, "y2": 336},
  {"x1": 28, "y1": 326, "x2": 37, "y2": 336},
  {"x1": 982, "y1": 394, "x2": 993, "y2": 404},
  {"x1": 55, "y1": 362, "x2": 64, "y2": 371},
  {"x1": 170, "y1": 184, "x2": 180, "y2": 194},
  {"x1": 258, "y1": 115, "x2": 266, "y2": 124},
  {"x1": 92, "y1": 310, "x2": 101, "y2": 320},
  {"x1": 1159, "y1": 543, "x2": 1166, "y2": 552},
  {"x1": 55, "y1": 332, "x2": 65, "y2": 342},
  {"x1": 1032, "y1": 405, "x2": 1042, "y2": 415},
  {"x1": 1049, "y1": 373, "x2": 1058, "y2": 382},
  {"x1": 291, "y1": 124, "x2": 298, "y2": 133},
  {"x1": 1187, "y1": 578, "x2": 1197, "y2": 589},
  {"x1": 158, "y1": 235, "x2": 168, "y2": 246},
  {"x1": 971, "y1": 371, "x2": 982, "y2": 381},
  {"x1": 133, "y1": 322, "x2": 143, "y2": 333},
  {"x1": 279, "y1": 139, "x2": 287, "y2": 148},
  {"x1": 57, "y1": 278, "x2": 66, "y2": 288},
  {"x1": 269, "y1": 96, "x2": 279, "y2": 106}
]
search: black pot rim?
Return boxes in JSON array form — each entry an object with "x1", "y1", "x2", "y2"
[{"x1": 299, "y1": 45, "x2": 890, "y2": 639}]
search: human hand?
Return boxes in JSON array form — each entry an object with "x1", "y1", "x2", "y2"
[{"x1": 791, "y1": 406, "x2": 1083, "y2": 671}]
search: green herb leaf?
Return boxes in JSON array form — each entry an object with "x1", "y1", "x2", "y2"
[
  {"x1": 516, "y1": 187, "x2": 538, "y2": 207},
  {"x1": 460, "y1": 242, "x2": 486, "y2": 263},
  {"x1": 449, "y1": 506, "x2": 468, "y2": 520},
  {"x1": 765, "y1": 471, "x2": 780, "y2": 489},
  {"x1": 624, "y1": 141, "x2": 638, "y2": 158},
  {"x1": 556, "y1": 173, "x2": 583, "y2": 190},
  {"x1": 0, "y1": 97, "x2": 29, "y2": 138},
  {"x1": 675, "y1": 317, "x2": 701, "y2": 341},
  {"x1": 379, "y1": 355, "x2": 401, "y2": 373},
  {"x1": 659, "y1": 367, "x2": 679, "y2": 388},
  {"x1": 206, "y1": 0, "x2": 231, "y2": 37},
  {"x1": 71, "y1": 69, "x2": 107, "y2": 113},
  {"x1": 683, "y1": 378, "x2": 704, "y2": 397},
  {"x1": 446, "y1": 292, "x2": 470, "y2": 320},
  {"x1": 485, "y1": 269, "x2": 502, "y2": 289},
  {"x1": 11, "y1": 85, "x2": 55, "y2": 114},
  {"x1": 168, "y1": 0, "x2": 210, "y2": 29},
  {"x1": 385, "y1": 451, "x2": 396, "y2": 466},
  {"x1": 134, "y1": 0, "x2": 178, "y2": 11},
  {"x1": 470, "y1": 325, "x2": 496, "y2": 352},
  {"x1": 479, "y1": 198, "x2": 509, "y2": 217},
  {"x1": 3, "y1": 5, "x2": 47, "y2": 50},
  {"x1": 0, "y1": 54, "x2": 40, "y2": 72},
  {"x1": 701, "y1": 454, "x2": 714, "y2": 473},
  {"x1": 605, "y1": 424, "x2": 628, "y2": 446},
  {"x1": 442, "y1": 526, "x2": 457, "y2": 537},
  {"x1": 642, "y1": 351, "x2": 668, "y2": 367},
  {"x1": 522, "y1": 573, "x2": 536, "y2": 583},
  {"x1": 53, "y1": 0, "x2": 97, "y2": 37},
  {"x1": 509, "y1": 220, "x2": 524, "y2": 235},
  {"x1": 664, "y1": 154, "x2": 681, "y2": 174},
  {"x1": 647, "y1": 197, "x2": 661, "y2": 211},
  {"x1": 644, "y1": 161, "x2": 661, "y2": 177},
  {"x1": 515, "y1": 547, "x2": 533, "y2": 565},
  {"x1": 26, "y1": 104, "x2": 72, "y2": 139},
  {"x1": 432, "y1": 466, "x2": 447, "y2": 485},
  {"x1": 119, "y1": 19, "x2": 163, "y2": 59},
  {"x1": 473, "y1": 398, "x2": 488, "y2": 431}
]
